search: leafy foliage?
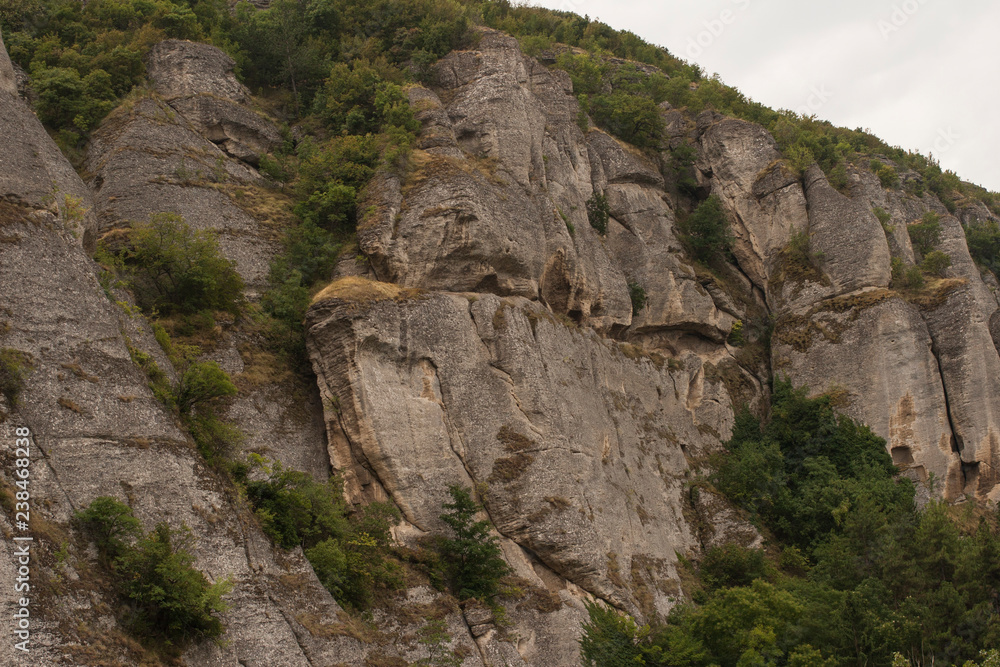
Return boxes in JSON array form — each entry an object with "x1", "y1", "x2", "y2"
[
  {"x1": 586, "y1": 191, "x2": 610, "y2": 235},
  {"x1": 3, "y1": 0, "x2": 229, "y2": 152},
  {"x1": 627, "y1": 281, "x2": 647, "y2": 316},
  {"x1": 908, "y1": 211, "x2": 942, "y2": 259},
  {"x1": 582, "y1": 380, "x2": 1000, "y2": 666},
  {"x1": 921, "y1": 250, "x2": 951, "y2": 277},
  {"x1": 75, "y1": 497, "x2": 231, "y2": 645},
  {"x1": 176, "y1": 360, "x2": 237, "y2": 416},
  {"x1": 99, "y1": 213, "x2": 244, "y2": 317},
  {"x1": 713, "y1": 378, "x2": 909, "y2": 551},
  {"x1": 588, "y1": 92, "x2": 663, "y2": 148},
  {"x1": 678, "y1": 195, "x2": 733, "y2": 263},
  {"x1": 236, "y1": 456, "x2": 402, "y2": 609},
  {"x1": 965, "y1": 218, "x2": 1000, "y2": 278},
  {"x1": 73, "y1": 496, "x2": 143, "y2": 560},
  {"x1": 116, "y1": 523, "x2": 232, "y2": 642},
  {"x1": 438, "y1": 485, "x2": 511, "y2": 601},
  {"x1": 0, "y1": 348, "x2": 31, "y2": 408}
]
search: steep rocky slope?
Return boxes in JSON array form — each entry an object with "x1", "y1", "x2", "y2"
[{"x1": 1, "y1": 22, "x2": 999, "y2": 666}]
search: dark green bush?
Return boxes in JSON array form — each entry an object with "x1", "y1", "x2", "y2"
[
  {"x1": 75, "y1": 497, "x2": 231, "y2": 645},
  {"x1": 555, "y1": 52, "x2": 605, "y2": 95},
  {"x1": 904, "y1": 264, "x2": 925, "y2": 289},
  {"x1": 870, "y1": 160, "x2": 899, "y2": 189},
  {"x1": 588, "y1": 92, "x2": 663, "y2": 149},
  {"x1": 239, "y1": 456, "x2": 402, "y2": 608},
  {"x1": 242, "y1": 459, "x2": 351, "y2": 549},
  {"x1": 438, "y1": 485, "x2": 511, "y2": 601},
  {"x1": 73, "y1": 496, "x2": 142, "y2": 560},
  {"x1": 872, "y1": 206, "x2": 893, "y2": 232},
  {"x1": 586, "y1": 191, "x2": 610, "y2": 235},
  {"x1": 0, "y1": 348, "x2": 31, "y2": 408},
  {"x1": 712, "y1": 378, "x2": 908, "y2": 552},
  {"x1": 627, "y1": 281, "x2": 647, "y2": 316},
  {"x1": 828, "y1": 160, "x2": 849, "y2": 193},
  {"x1": 580, "y1": 378, "x2": 1000, "y2": 666},
  {"x1": 176, "y1": 361, "x2": 237, "y2": 416},
  {"x1": 679, "y1": 195, "x2": 733, "y2": 263},
  {"x1": 965, "y1": 218, "x2": 1000, "y2": 277},
  {"x1": 115, "y1": 522, "x2": 232, "y2": 643},
  {"x1": 669, "y1": 143, "x2": 699, "y2": 196},
  {"x1": 921, "y1": 250, "x2": 951, "y2": 277},
  {"x1": 101, "y1": 213, "x2": 245, "y2": 317},
  {"x1": 908, "y1": 211, "x2": 942, "y2": 259},
  {"x1": 699, "y1": 544, "x2": 773, "y2": 592},
  {"x1": 306, "y1": 501, "x2": 403, "y2": 608}
]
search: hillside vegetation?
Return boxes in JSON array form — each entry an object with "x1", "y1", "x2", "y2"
[{"x1": 3, "y1": 1, "x2": 1000, "y2": 665}]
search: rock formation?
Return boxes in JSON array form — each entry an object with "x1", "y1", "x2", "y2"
[{"x1": 2, "y1": 22, "x2": 1000, "y2": 666}]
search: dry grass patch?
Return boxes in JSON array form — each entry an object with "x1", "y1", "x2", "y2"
[{"x1": 311, "y1": 276, "x2": 422, "y2": 306}]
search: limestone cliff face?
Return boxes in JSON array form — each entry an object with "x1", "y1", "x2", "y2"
[
  {"x1": 0, "y1": 33, "x2": 366, "y2": 667},
  {"x1": 3, "y1": 23, "x2": 1000, "y2": 667},
  {"x1": 307, "y1": 30, "x2": 1000, "y2": 661}
]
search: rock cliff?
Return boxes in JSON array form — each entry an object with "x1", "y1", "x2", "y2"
[{"x1": 1, "y1": 23, "x2": 999, "y2": 666}]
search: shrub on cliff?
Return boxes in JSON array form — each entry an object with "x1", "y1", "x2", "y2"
[
  {"x1": 99, "y1": 213, "x2": 244, "y2": 317},
  {"x1": 679, "y1": 195, "x2": 733, "y2": 263},
  {"x1": 75, "y1": 497, "x2": 231, "y2": 645},
  {"x1": 965, "y1": 218, "x2": 1000, "y2": 277},
  {"x1": 0, "y1": 348, "x2": 31, "y2": 408},
  {"x1": 115, "y1": 522, "x2": 232, "y2": 643},
  {"x1": 908, "y1": 211, "x2": 942, "y2": 259},
  {"x1": 438, "y1": 485, "x2": 511, "y2": 601},
  {"x1": 588, "y1": 92, "x2": 663, "y2": 148},
  {"x1": 238, "y1": 455, "x2": 402, "y2": 608}
]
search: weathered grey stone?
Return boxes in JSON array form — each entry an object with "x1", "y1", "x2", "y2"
[
  {"x1": 307, "y1": 283, "x2": 733, "y2": 628},
  {"x1": 0, "y1": 75, "x2": 97, "y2": 250},
  {"x1": 84, "y1": 96, "x2": 280, "y2": 290},
  {"x1": 362, "y1": 32, "x2": 636, "y2": 333},
  {"x1": 698, "y1": 117, "x2": 809, "y2": 290},
  {"x1": 772, "y1": 294, "x2": 960, "y2": 497},
  {"x1": 0, "y1": 28, "x2": 15, "y2": 96},
  {"x1": 803, "y1": 165, "x2": 892, "y2": 296},
  {"x1": 147, "y1": 39, "x2": 281, "y2": 164},
  {"x1": 922, "y1": 284, "x2": 1000, "y2": 500}
]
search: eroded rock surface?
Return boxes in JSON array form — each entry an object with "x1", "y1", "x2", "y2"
[
  {"x1": 0, "y1": 56, "x2": 356, "y2": 665},
  {"x1": 147, "y1": 39, "x2": 281, "y2": 164},
  {"x1": 307, "y1": 284, "x2": 732, "y2": 624}
]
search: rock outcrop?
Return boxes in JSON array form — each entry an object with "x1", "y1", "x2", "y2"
[
  {"x1": 147, "y1": 39, "x2": 281, "y2": 165},
  {"x1": 307, "y1": 285, "x2": 730, "y2": 623},
  {"x1": 4, "y1": 19, "x2": 1000, "y2": 665},
  {"x1": 0, "y1": 35, "x2": 364, "y2": 666}
]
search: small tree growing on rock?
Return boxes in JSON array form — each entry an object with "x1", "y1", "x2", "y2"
[
  {"x1": 679, "y1": 195, "x2": 733, "y2": 263},
  {"x1": 438, "y1": 485, "x2": 511, "y2": 601}
]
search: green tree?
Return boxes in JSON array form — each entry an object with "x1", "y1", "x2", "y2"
[
  {"x1": 589, "y1": 92, "x2": 663, "y2": 148},
  {"x1": 679, "y1": 195, "x2": 733, "y2": 263},
  {"x1": 921, "y1": 250, "x2": 951, "y2": 277},
  {"x1": 965, "y1": 219, "x2": 1000, "y2": 277},
  {"x1": 586, "y1": 191, "x2": 611, "y2": 235},
  {"x1": 115, "y1": 523, "x2": 232, "y2": 642},
  {"x1": 908, "y1": 211, "x2": 942, "y2": 259},
  {"x1": 103, "y1": 213, "x2": 244, "y2": 316},
  {"x1": 73, "y1": 496, "x2": 142, "y2": 559},
  {"x1": 579, "y1": 601, "x2": 648, "y2": 667},
  {"x1": 175, "y1": 361, "x2": 237, "y2": 416},
  {"x1": 438, "y1": 485, "x2": 510, "y2": 601},
  {"x1": 628, "y1": 281, "x2": 647, "y2": 316}
]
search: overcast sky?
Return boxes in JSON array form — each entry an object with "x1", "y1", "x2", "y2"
[{"x1": 527, "y1": 0, "x2": 1000, "y2": 192}]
